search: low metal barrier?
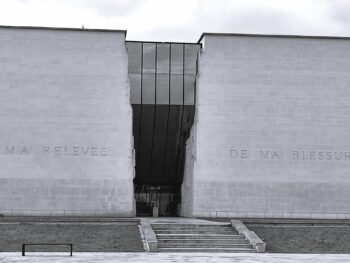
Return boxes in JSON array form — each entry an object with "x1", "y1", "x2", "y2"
[{"x1": 22, "y1": 243, "x2": 73, "y2": 256}]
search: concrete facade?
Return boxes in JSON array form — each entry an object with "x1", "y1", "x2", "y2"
[
  {"x1": 182, "y1": 34, "x2": 350, "y2": 219},
  {"x1": 3, "y1": 26, "x2": 350, "y2": 219},
  {"x1": 0, "y1": 27, "x2": 134, "y2": 216}
]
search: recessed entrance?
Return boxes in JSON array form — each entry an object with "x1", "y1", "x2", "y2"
[
  {"x1": 126, "y1": 41, "x2": 200, "y2": 217},
  {"x1": 134, "y1": 185, "x2": 180, "y2": 217}
]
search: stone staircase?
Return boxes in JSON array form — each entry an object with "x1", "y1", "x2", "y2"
[{"x1": 152, "y1": 223, "x2": 256, "y2": 252}]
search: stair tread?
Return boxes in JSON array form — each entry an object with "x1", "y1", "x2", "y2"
[
  {"x1": 156, "y1": 233, "x2": 242, "y2": 236},
  {"x1": 152, "y1": 223, "x2": 261, "y2": 253},
  {"x1": 158, "y1": 250, "x2": 256, "y2": 251},
  {"x1": 158, "y1": 248, "x2": 256, "y2": 252},
  {"x1": 158, "y1": 244, "x2": 252, "y2": 247},
  {"x1": 161, "y1": 238, "x2": 246, "y2": 242},
  {"x1": 156, "y1": 231, "x2": 235, "y2": 232},
  {"x1": 154, "y1": 229, "x2": 237, "y2": 233},
  {"x1": 154, "y1": 227, "x2": 234, "y2": 229},
  {"x1": 151, "y1": 223, "x2": 231, "y2": 227}
]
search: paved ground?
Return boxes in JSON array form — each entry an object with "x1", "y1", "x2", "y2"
[
  {"x1": 0, "y1": 222, "x2": 144, "y2": 252},
  {"x1": 203, "y1": 218, "x2": 350, "y2": 253},
  {"x1": 0, "y1": 217, "x2": 228, "y2": 253},
  {"x1": 248, "y1": 224, "x2": 350, "y2": 253},
  {"x1": 1, "y1": 253, "x2": 350, "y2": 263}
]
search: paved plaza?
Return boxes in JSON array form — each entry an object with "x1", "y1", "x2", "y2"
[{"x1": 1, "y1": 253, "x2": 350, "y2": 263}]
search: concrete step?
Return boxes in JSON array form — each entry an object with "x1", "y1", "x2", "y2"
[
  {"x1": 158, "y1": 243, "x2": 253, "y2": 249},
  {"x1": 152, "y1": 223, "x2": 256, "y2": 253},
  {"x1": 154, "y1": 230, "x2": 236, "y2": 234},
  {"x1": 156, "y1": 234, "x2": 243, "y2": 239},
  {"x1": 152, "y1": 224, "x2": 231, "y2": 230},
  {"x1": 154, "y1": 227, "x2": 236, "y2": 231},
  {"x1": 158, "y1": 239, "x2": 250, "y2": 244},
  {"x1": 153, "y1": 227, "x2": 235, "y2": 231},
  {"x1": 158, "y1": 248, "x2": 257, "y2": 253}
]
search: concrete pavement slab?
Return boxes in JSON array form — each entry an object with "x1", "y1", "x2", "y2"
[{"x1": 1, "y1": 253, "x2": 350, "y2": 263}]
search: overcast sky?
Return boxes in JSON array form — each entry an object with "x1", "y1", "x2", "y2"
[{"x1": 1, "y1": 0, "x2": 350, "y2": 42}]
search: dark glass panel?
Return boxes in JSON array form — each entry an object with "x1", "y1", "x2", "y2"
[
  {"x1": 142, "y1": 73, "x2": 156, "y2": 104},
  {"x1": 156, "y1": 73, "x2": 169, "y2": 105},
  {"x1": 150, "y1": 105, "x2": 169, "y2": 183},
  {"x1": 157, "y1": 44, "x2": 170, "y2": 74},
  {"x1": 126, "y1": 42, "x2": 142, "y2": 74},
  {"x1": 184, "y1": 74, "x2": 195, "y2": 105},
  {"x1": 170, "y1": 74, "x2": 183, "y2": 105},
  {"x1": 170, "y1": 44, "x2": 184, "y2": 74},
  {"x1": 143, "y1": 43, "x2": 156, "y2": 74},
  {"x1": 184, "y1": 45, "x2": 200, "y2": 75},
  {"x1": 137, "y1": 105, "x2": 155, "y2": 184},
  {"x1": 129, "y1": 73, "x2": 141, "y2": 104},
  {"x1": 132, "y1": 104, "x2": 141, "y2": 164},
  {"x1": 163, "y1": 106, "x2": 181, "y2": 184}
]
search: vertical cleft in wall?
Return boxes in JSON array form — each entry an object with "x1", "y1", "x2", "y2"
[{"x1": 126, "y1": 41, "x2": 200, "y2": 216}]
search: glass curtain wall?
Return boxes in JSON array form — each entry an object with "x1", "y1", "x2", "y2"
[{"x1": 126, "y1": 41, "x2": 200, "y2": 216}]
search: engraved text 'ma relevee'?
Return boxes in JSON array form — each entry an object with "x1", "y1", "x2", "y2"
[
  {"x1": 43, "y1": 146, "x2": 108, "y2": 157},
  {"x1": 4, "y1": 146, "x2": 31, "y2": 155},
  {"x1": 2, "y1": 145, "x2": 108, "y2": 157}
]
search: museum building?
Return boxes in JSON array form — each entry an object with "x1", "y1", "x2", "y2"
[{"x1": 1, "y1": 25, "x2": 350, "y2": 219}]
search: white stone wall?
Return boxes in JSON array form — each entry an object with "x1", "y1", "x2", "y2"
[
  {"x1": 184, "y1": 34, "x2": 350, "y2": 219},
  {"x1": 0, "y1": 27, "x2": 134, "y2": 216}
]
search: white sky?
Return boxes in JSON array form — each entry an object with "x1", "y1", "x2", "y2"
[{"x1": 0, "y1": 0, "x2": 350, "y2": 42}]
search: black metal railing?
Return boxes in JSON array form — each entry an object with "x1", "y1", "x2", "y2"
[{"x1": 22, "y1": 243, "x2": 73, "y2": 256}]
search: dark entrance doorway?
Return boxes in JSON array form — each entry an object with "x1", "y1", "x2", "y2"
[
  {"x1": 134, "y1": 185, "x2": 180, "y2": 217},
  {"x1": 126, "y1": 41, "x2": 200, "y2": 216}
]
